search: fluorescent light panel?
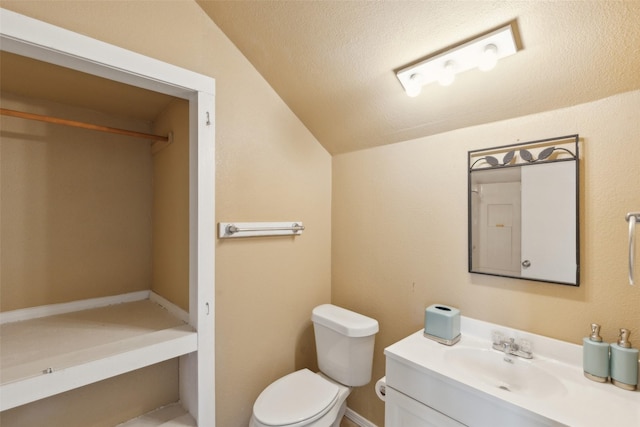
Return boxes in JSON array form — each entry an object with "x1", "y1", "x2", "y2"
[{"x1": 397, "y1": 25, "x2": 517, "y2": 97}]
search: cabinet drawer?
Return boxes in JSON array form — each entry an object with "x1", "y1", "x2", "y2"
[{"x1": 385, "y1": 387, "x2": 464, "y2": 427}]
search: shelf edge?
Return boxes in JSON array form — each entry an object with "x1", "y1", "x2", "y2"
[{"x1": 0, "y1": 326, "x2": 197, "y2": 411}]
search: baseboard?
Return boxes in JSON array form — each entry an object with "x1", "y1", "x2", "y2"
[
  {"x1": 344, "y1": 407, "x2": 379, "y2": 427},
  {"x1": 0, "y1": 290, "x2": 150, "y2": 324}
]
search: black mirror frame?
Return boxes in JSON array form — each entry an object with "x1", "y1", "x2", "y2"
[{"x1": 467, "y1": 134, "x2": 580, "y2": 286}]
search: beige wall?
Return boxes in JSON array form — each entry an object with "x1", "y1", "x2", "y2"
[
  {"x1": 0, "y1": 93, "x2": 183, "y2": 426},
  {"x1": 1, "y1": 2, "x2": 332, "y2": 426},
  {"x1": 152, "y1": 99, "x2": 190, "y2": 311},
  {"x1": 333, "y1": 90, "x2": 640, "y2": 425},
  {"x1": 6, "y1": 3, "x2": 637, "y2": 427},
  {"x1": 1, "y1": 92, "x2": 154, "y2": 311},
  {"x1": 1, "y1": 360, "x2": 179, "y2": 427}
]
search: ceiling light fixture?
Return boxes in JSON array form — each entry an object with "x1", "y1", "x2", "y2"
[
  {"x1": 396, "y1": 24, "x2": 518, "y2": 97},
  {"x1": 405, "y1": 73, "x2": 424, "y2": 97},
  {"x1": 437, "y1": 60, "x2": 457, "y2": 86},
  {"x1": 478, "y1": 43, "x2": 499, "y2": 71}
]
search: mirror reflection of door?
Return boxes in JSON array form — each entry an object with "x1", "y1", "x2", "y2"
[
  {"x1": 476, "y1": 182, "x2": 521, "y2": 275},
  {"x1": 521, "y1": 161, "x2": 577, "y2": 283}
]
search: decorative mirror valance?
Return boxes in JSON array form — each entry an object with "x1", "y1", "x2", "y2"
[{"x1": 468, "y1": 135, "x2": 580, "y2": 285}]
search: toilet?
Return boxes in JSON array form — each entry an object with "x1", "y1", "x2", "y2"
[{"x1": 250, "y1": 304, "x2": 379, "y2": 427}]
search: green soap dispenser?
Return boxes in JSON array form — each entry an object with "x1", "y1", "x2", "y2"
[
  {"x1": 582, "y1": 323, "x2": 610, "y2": 382},
  {"x1": 610, "y1": 328, "x2": 639, "y2": 391}
]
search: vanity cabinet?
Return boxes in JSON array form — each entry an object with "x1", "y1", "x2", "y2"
[
  {"x1": 385, "y1": 323, "x2": 640, "y2": 427},
  {"x1": 384, "y1": 348, "x2": 556, "y2": 427}
]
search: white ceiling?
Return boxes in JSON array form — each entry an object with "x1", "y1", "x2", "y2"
[{"x1": 198, "y1": 1, "x2": 640, "y2": 154}]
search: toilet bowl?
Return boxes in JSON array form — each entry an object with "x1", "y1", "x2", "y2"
[
  {"x1": 249, "y1": 369, "x2": 350, "y2": 427},
  {"x1": 250, "y1": 304, "x2": 378, "y2": 427}
]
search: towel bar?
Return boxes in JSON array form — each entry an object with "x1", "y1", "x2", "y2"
[
  {"x1": 218, "y1": 222, "x2": 304, "y2": 239},
  {"x1": 626, "y1": 212, "x2": 640, "y2": 285}
]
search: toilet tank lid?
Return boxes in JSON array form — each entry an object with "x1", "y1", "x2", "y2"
[{"x1": 312, "y1": 304, "x2": 379, "y2": 337}]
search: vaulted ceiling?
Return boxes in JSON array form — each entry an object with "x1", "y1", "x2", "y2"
[{"x1": 198, "y1": 1, "x2": 640, "y2": 154}]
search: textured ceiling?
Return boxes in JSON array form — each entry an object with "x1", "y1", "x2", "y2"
[{"x1": 198, "y1": 1, "x2": 640, "y2": 154}]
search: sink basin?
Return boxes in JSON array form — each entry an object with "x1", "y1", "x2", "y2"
[
  {"x1": 445, "y1": 347, "x2": 567, "y2": 398},
  {"x1": 386, "y1": 325, "x2": 640, "y2": 426}
]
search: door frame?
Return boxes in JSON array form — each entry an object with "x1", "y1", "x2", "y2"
[{"x1": 0, "y1": 9, "x2": 216, "y2": 424}]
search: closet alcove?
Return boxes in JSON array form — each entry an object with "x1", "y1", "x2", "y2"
[{"x1": 1, "y1": 10, "x2": 215, "y2": 427}]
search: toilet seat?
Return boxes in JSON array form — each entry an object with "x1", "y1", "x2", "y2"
[{"x1": 253, "y1": 369, "x2": 339, "y2": 426}]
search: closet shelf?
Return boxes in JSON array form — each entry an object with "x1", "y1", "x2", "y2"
[{"x1": 0, "y1": 296, "x2": 196, "y2": 411}]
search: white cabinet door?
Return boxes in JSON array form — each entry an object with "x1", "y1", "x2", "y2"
[
  {"x1": 521, "y1": 161, "x2": 577, "y2": 283},
  {"x1": 385, "y1": 387, "x2": 465, "y2": 427}
]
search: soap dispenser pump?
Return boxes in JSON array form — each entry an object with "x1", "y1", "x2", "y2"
[
  {"x1": 610, "y1": 328, "x2": 639, "y2": 391},
  {"x1": 582, "y1": 323, "x2": 610, "y2": 383}
]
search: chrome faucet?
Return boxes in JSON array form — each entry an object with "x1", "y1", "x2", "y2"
[
  {"x1": 503, "y1": 338, "x2": 515, "y2": 353},
  {"x1": 492, "y1": 333, "x2": 533, "y2": 359}
]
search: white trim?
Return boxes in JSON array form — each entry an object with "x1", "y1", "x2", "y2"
[
  {"x1": 344, "y1": 407, "x2": 379, "y2": 427},
  {"x1": 0, "y1": 8, "x2": 215, "y2": 424},
  {"x1": 1, "y1": 289, "x2": 191, "y2": 335},
  {"x1": 0, "y1": 291, "x2": 149, "y2": 325},
  {"x1": 0, "y1": 9, "x2": 213, "y2": 98},
  {"x1": 149, "y1": 291, "x2": 190, "y2": 324},
  {"x1": 190, "y1": 90, "x2": 216, "y2": 426}
]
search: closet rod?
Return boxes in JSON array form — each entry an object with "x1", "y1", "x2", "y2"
[{"x1": 0, "y1": 108, "x2": 169, "y2": 142}]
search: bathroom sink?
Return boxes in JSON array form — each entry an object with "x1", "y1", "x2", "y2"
[
  {"x1": 386, "y1": 324, "x2": 640, "y2": 427},
  {"x1": 445, "y1": 347, "x2": 567, "y2": 398}
]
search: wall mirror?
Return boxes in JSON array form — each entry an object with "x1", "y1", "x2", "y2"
[{"x1": 468, "y1": 135, "x2": 580, "y2": 285}]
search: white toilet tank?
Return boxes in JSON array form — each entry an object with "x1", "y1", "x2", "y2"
[{"x1": 311, "y1": 304, "x2": 379, "y2": 387}]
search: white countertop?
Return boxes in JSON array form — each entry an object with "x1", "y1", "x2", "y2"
[{"x1": 384, "y1": 317, "x2": 640, "y2": 427}]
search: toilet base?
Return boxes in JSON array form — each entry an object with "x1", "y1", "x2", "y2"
[{"x1": 330, "y1": 399, "x2": 348, "y2": 427}]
